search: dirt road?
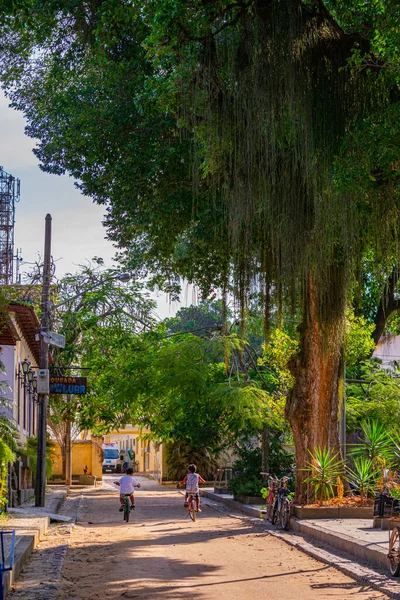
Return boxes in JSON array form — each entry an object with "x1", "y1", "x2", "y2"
[{"x1": 55, "y1": 476, "x2": 387, "y2": 600}]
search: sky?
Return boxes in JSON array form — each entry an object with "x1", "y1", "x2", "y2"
[{"x1": 0, "y1": 91, "x2": 188, "y2": 319}]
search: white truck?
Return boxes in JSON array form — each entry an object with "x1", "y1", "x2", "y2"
[{"x1": 102, "y1": 442, "x2": 120, "y2": 473}]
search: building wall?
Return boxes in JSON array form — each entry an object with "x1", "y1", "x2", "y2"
[
  {"x1": 52, "y1": 438, "x2": 103, "y2": 480},
  {"x1": 373, "y1": 334, "x2": 400, "y2": 369},
  {"x1": 0, "y1": 337, "x2": 38, "y2": 447},
  {"x1": 103, "y1": 425, "x2": 163, "y2": 481}
]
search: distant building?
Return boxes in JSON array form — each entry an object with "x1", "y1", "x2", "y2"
[
  {"x1": 103, "y1": 425, "x2": 164, "y2": 481},
  {"x1": 0, "y1": 304, "x2": 41, "y2": 445},
  {"x1": 373, "y1": 332, "x2": 400, "y2": 371},
  {"x1": 0, "y1": 303, "x2": 41, "y2": 504}
]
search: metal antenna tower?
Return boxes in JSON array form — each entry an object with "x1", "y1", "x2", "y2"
[{"x1": 0, "y1": 166, "x2": 20, "y2": 284}]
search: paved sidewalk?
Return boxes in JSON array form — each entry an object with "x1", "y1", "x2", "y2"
[
  {"x1": 7, "y1": 489, "x2": 83, "y2": 600},
  {"x1": 0, "y1": 486, "x2": 69, "y2": 596}
]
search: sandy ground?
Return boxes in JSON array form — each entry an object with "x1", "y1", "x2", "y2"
[{"x1": 55, "y1": 476, "x2": 388, "y2": 600}]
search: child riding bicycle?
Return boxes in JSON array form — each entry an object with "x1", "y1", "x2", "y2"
[
  {"x1": 177, "y1": 464, "x2": 205, "y2": 512},
  {"x1": 114, "y1": 467, "x2": 141, "y2": 511}
]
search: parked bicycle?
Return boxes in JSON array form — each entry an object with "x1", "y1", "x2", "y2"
[
  {"x1": 271, "y1": 476, "x2": 291, "y2": 530},
  {"x1": 260, "y1": 473, "x2": 280, "y2": 521},
  {"x1": 388, "y1": 505, "x2": 400, "y2": 575}
]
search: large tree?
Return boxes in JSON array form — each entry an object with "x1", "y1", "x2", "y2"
[{"x1": 1, "y1": 1, "x2": 399, "y2": 501}]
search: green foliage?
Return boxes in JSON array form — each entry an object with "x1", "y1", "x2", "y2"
[
  {"x1": 349, "y1": 419, "x2": 394, "y2": 464},
  {"x1": 0, "y1": 438, "x2": 13, "y2": 510},
  {"x1": 165, "y1": 441, "x2": 219, "y2": 481},
  {"x1": 344, "y1": 312, "x2": 375, "y2": 369},
  {"x1": 304, "y1": 447, "x2": 344, "y2": 504},
  {"x1": 85, "y1": 329, "x2": 272, "y2": 450},
  {"x1": 229, "y1": 445, "x2": 264, "y2": 500},
  {"x1": 229, "y1": 436, "x2": 292, "y2": 500},
  {"x1": 346, "y1": 457, "x2": 380, "y2": 500},
  {"x1": 346, "y1": 363, "x2": 400, "y2": 432},
  {"x1": 24, "y1": 437, "x2": 55, "y2": 481},
  {"x1": 389, "y1": 431, "x2": 400, "y2": 471},
  {"x1": 164, "y1": 301, "x2": 226, "y2": 335},
  {"x1": 259, "y1": 329, "x2": 298, "y2": 396}
]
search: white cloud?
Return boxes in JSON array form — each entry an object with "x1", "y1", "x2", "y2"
[{"x1": 0, "y1": 92, "x2": 40, "y2": 169}]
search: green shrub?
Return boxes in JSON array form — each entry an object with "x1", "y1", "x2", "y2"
[
  {"x1": 0, "y1": 438, "x2": 14, "y2": 510},
  {"x1": 24, "y1": 437, "x2": 55, "y2": 481},
  {"x1": 350, "y1": 419, "x2": 393, "y2": 465},
  {"x1": 165, "y1": 441, "x2": 219, "y2": 480},
  {"x1": 346, "y1": 457, "x2": 379, "y2": 500},
  {"x1": 303, "y1": 446, "x2": 344, "y2": 504}
]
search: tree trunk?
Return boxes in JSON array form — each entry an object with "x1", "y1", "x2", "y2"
[
  {"x1": 61, "y1": 448, "x2": 66, "y2": 481},
  {"x1": 261, "y1": 428, "x2": 269, "y2": 474},
  {"x1": 286, "y1": 273, "x2": 344, "y2": 504},
  {"x1": 65, "y1": 421, "x2": 72, "y2": 486}
]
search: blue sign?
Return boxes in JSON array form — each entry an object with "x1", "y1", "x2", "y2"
[{"x1": 49, "y1": 376, "x2": 87, "y2": 395}]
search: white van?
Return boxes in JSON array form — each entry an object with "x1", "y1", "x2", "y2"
[{"x1": 102, "y1": 443, "x2": 120, "y2": 473}]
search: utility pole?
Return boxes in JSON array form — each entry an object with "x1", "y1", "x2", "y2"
[
  {"x1": 35, "y1": 214, "x2": 52, "y2": 507},
  {"x1": 65, "y1": 416, "x2": 72, "y2": 486}
]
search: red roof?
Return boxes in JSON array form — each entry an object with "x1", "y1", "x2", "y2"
[{"x1": 0, "y1": 305, "x2": 41, "y2": 365}]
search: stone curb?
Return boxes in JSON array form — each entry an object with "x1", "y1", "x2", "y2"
[
  {"x1": 290, "y1": 517, "x2": 389, "y2": 570},
  {"x1": 200, "y1": 489, "x2": 263, "y2": 519},
  {"x1": 270, "y1": 530, "x2": 400, "y2": 599}
]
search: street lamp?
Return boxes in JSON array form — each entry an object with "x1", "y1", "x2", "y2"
[{"x1": 21, "y1": 359, "x2": 30, "y2": 376}]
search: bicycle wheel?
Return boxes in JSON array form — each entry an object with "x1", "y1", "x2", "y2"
[
  {"x1": 389, "y1": 526, "x2": 400, "y2": 576},
  {"x1": 124, "y1": 497, "x2": 130, "y2": 523},
  {"x1": 271, "y1": 502, "x2": 279, "y2": 525},
  {"x1": 189, "y1": 497, "x2": 196, "y2": 522},
  {"x1": 266, "y1": 496, "x2": 275, "y2": 521},
  {"x1": 280, "y1": 503, "x2": 290, "y2": 531}
]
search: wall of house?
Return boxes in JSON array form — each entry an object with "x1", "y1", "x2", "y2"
[
  {"x1": 52, "y1": 438, "x2": 103, "y2": 480},
  {"x1": 103, "y1": 426, "x2": 164, "y2": 481},
  {"x1": 373, "y1": 334, "x2": 400, "y2": 369},
  {"x1": 0, "y1": 339, "x2": 38, "y2": 447}
]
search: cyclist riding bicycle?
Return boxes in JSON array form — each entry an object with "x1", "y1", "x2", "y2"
[
  {"x1": 114, "y1": 467, "x2": 141, "y2": 512},
  {"x1": 177, "y1": 464, "x2": 205, "y2": 513}
]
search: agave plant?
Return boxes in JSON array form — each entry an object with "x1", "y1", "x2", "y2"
[
  {"x1": 346, "y1": 457, "x2": 380, "y2": 503},
  {"x1": 350, "y1": 420, "x2": 394, "y2": 466},
  {"x1": 389, "y1": 430, "x2": 400, "y2": 471},
  {"x1": 303, "y1": 446, "x2": 344, "y2": 505}
]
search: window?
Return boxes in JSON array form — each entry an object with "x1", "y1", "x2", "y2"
[
  {"x1": 23, "y1": 385, "x2": 27, "y2": 431},
  {"x1": 17, "y1": 373, "x2": 21, "y2": 425}
]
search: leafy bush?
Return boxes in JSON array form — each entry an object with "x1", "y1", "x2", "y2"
[
  {"x1": 165, "y1": 441, "x2": 219, "y2": 480},
  {"x1": 0, "y1": 438, "x2": 14, "y2": 510},
  {"x1": 23, "y1": 437, "x2": 55, "y2": 481},
  {"x1": 229, "y1": 435, "x2": 293, "y2": 500},
  {"x1": 229, "y1": 445, "x2": 264, "y2": 499}
]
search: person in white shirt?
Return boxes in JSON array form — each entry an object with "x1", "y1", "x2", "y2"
[{"x1": 114, "y1": 468, "x2": 141, "y2": 511}]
